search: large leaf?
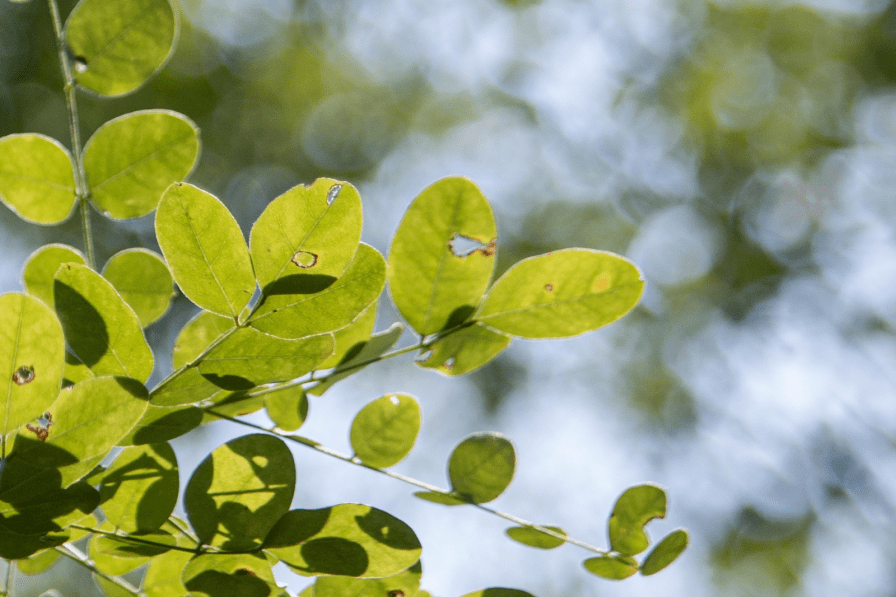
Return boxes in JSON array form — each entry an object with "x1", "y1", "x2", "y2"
[
  {"x1": 64, "y1": 0, "x2": 177, "y2": 97},
  {"x1": 0, "y1": 293, "x2": 65, "y2": 436},
  {"x1": 448, "y1": 432, "x2": 515, "y2": 504},
  {"x1": 198, "y1": 328, "x2": 333, "y2": 389},
  {"x1": 185, "y1": 434, "x2": 295, "y2": 551},
  {"x1": 313, "y1": 561, "x2": 422, "y2": 597},
  {"x1": 250, "y1": 178, "x2": 362, "y2": 291},
  {"x1": 309, "y1": 322, "x2": 403, "y2": 396},
  {"x1": 99, "y1": 443, "x2": 178, "y2": 533},
  {"x1": 21, "y1": 244, "x2": 85, "y2": 308},
  {"x1": 263, "y1": 504, "x2": 422, "y2": 579},
  {"x1": 477, "y1": 249, "x2": 644, "y2": 338},
  {"x1": 54, "y1": 263, "x2": 154, "y2": 382},
  {"x1": 416, "y1": 323, "x2": 509, "y2": 376},
  {"x1": 608, "y1": 484, "x2": 666, "y2": 556},
  {"x1": 388, "y1": 177, "x2": 497, "y2": 336},
  {"x1": 0, "y1": 134, "x2": 77, "y2": 224},
  {"x1": 248, "y1": 243, "x2": 385, "y2": 339},
  {"x1": 102, "y1": 249, "x2": 174, "y2": 326},
  {"x1": 350, "y1": 394, "x2": 420, "y2": 469},
  {"x1": 156, "y1": 183, "x2": 256, "y2": 319},
  {"x1": 182, "y1": 553, "x2": 285, "y2": 597},
  {"x1": 640, "y1": 529, "x2": 688, "y2": 576}
]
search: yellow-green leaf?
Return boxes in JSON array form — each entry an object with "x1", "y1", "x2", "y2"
[{"x1": 0, "y1": 134, "x2": 77, "y2": 224}]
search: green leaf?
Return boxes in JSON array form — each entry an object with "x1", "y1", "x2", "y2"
[
  {"x1": 156, "y1": 183, "x2": 256, "y2": 319},
  {"x1": 92, "y1": 529, "x2": 176, "y2": 558},
  {"x1": 64, "y1": 0, "x2": 177, "y2": 97},
  {"x1": 185, "y1": 434, "x2": 295, "y2": 551},
  {"x1": 102, "y1": 249, "x2": 174, "y2": 326},
  {"x1": 182, "y1": 553, "x2": 283, "y2": 597},
  {"x1": 314, "y1": 560, "x2": 422, "y2": 597},
  {"x1": 84, "y1": 110, "x2": 200, "y2": 219},
  {"x1": 263, "y1": 504, "x2": 422, "y2": 579},
  {"x1": 249, "y1": 178, "x2": 362, "y2": 291},
  {"x1": 264, "y1": 386, "x2": 308, "y2": 432},
  {"x1": 448, "y1": 432, "x2": 515, "y2": 504},
  {"x1": 582, "y1": 554, "x2": 639, "y2": 580},
  {"x1": 416, "y1": 323, "x2": 509, "y2": 376},
  {"x1": 477, "y1": 249, "x2": 644, "y2": 338},
  {"x1": 0, "y1": 134, "x2": 77, "y2": 224},
  {"x1": 0, "y1": 293, "x2": 65, "y2": 435},
  {"x1": 63, "y1": 350, "x2": 94, "y2": 386},
  {"x1": 459, "y1": 590, "x2": 536, "y2": 597},
  {"x1": 89, "y1": 525, "x2": 153, "y2": 575},
  {"x1": 608, "y1": 484, "x2": 667, "y2": 556},
  {"x1": 203, "y1": 391, "x2": 265, "y2": 420},
  {"x1": 54, "y1": 263, "x2": 154, "y2": 382},
  {"x1": 640, "y1": 529, "x2": 688, "y2": 576},
  {"x1": 0, "y1": 529, "x2": 68, "y2": 560},
  {"x1": 411, "y1": 491, "x2": 466, "y2": 506},
  {"x1": 316, "y1": 303, "x2": 376, "y2": 370},
  {"x1": 350, "y1": 394, "x2": 421, "y2": 469},
  {"x1": 388, "y1": 176, "x2": 497, "y2": 336},
  {"x1": 172, "y1": 310, "x2": 235, "y2": 370},
  {"x1": 143, "y1": 548, "x2": 193, "y2": 597},
  {"x1": 308, "y1": 322, "x2": 403, "y2": 396},
  {"x1": 198, "y1": 328, "x2": 333, "y2": 389},
  {"x1": 117, "y1": 404, "x2": 202, "y2": 445},
  {"x1": 22, "y1": 244, "x2": 85, "y2": 308},
  {"x1": 150, "y1": 367, "x2": 223, "y2": 407},
  {"x1": 505, "y1": 525, "x2": 566, "y2": 549},
  {"x1": 248, "y1": 243, "x2": 385, "y2": 339},
  {"x1": 99, "y1": 443, "x2": 178, "y2": 533},
  {"x1": 16, "y1": 548, "x2": 61, "y2": 575}
]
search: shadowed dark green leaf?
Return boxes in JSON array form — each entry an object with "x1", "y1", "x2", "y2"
[
  {"x1": 459, "y1": 589, "x2": 536, "y2": 597},
  {"x1": 477, "y1": 249, "x2": 644, "y2": 338},
  {"x1": 640, "y1": 529, "x2": 688, "y2": 576},
  {"x1": 264, "y1": 386, "x2": 308, "y2": 432},
  {"x1": 100, "y1": 443, "x2": 178, "y2": 533},
  {"x1": 249, "y1": 243, "x2": 385, "y2": 339},
  {"x1": 172, "y1": 310, "x2": 235, "y2": 369},
  {"x1": 0, "y1": 293, "x2": 65, "y2": 436},
  {"x1": 203, "y1": 391, "x2": 265, "y2": 421},
  {"x1": 63, "y1": 350, "x2": 94, "y2": 387},
  {"x1": 350, "y1": 394, "x2": 420, "y2": 469},
  {"x1": 84, "y1": 110, "x2": 199, "y2": 218},
  {"x1": 308, "y1": 322, "x2": 403, "y2": 396},
  {"x1": 416, "y1": 323, "x2": 510, "y2": 376},
  {"x1": 185, "y1": 434, "x2": 295, "y2": 551},
  {"x1": 102, "y1": 249, "x2": 174, "y2": 326},
  {"x1": 117, "y1": 404, "x2": 202, "y2": 445},
  {"x1": 0, "y1": 134, "x2": 76, "y2": 224},
  {"x1": 22, "y1": 244, "x2": 85, "y2": 307},
  {"x1": 0, "y1": 529, "x2": 68, "y2": 560},
  {"x1": 316, "y1": 303, "x2": 376, "y2": 370},
  {"x1": 608, "y1": 484, "x2": 667, "y2": 556},
  {"x1": 93, "y1": 529, "x2": 176, "y2": 558},
  {"x1": 150, "y1": 367, "x2": 224, "y2": 407},
  {"x1": 583, "y1": 554, "x2": 639, "y2": 580},
  {"x1": 182, "y1": 552, "x2": 283, "y2": 597},
  {"x1": 314, "y1": 560, "x2": 422, "y2": 597},
  {"x1": 156, "y1": 183, "x2": 255, "y2": 319},
  {"x1": 448, "y1": 432, "x2": 515, "y2": 504},
  {"x1": 250, "y1": 178, "x2": 362, "y2": 290},
  {"x1": 505, "y1": 525, "x2": 566, "y2": 549},
  {"x1": 263, "y1": 504, "x2": 422, "y2": 579},
  {"x1": 64, "y1": 0, "x2": 177, "y2": 97}
]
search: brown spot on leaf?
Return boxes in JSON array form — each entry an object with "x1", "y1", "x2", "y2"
[
  {"x1": 12, "y1": 365, "x2": 35, "y2": 385},
  {"x1": 544, "y1": 283, "x2": 554, "y2": 292},
  {"x1": 592, "y1": 272, "x2": 611, "y2": 292},
  {"x1": 26, "y1": 413, "x2": 51, "y2": 442},
  {"x1": 388, "y1": 591, "x2": 405, "y2": 597},
  {"x1": 291, "y1": 251, "x2": 318, "y2": 268}
]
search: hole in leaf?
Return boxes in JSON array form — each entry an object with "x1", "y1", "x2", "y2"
[
  {"x1": 443, "y1": 357, "x2": 455, "y2": 371},
  {"x1": 389, "y1": 395, "x2": 400, "y2": 405},
  {"x1": 73, "y1": 56, "x2": 88, "y2": 74},
  {"x1": 416, "y1": 349, "x2": 433, "y2": 363},
  {"x1": 448, "y1": 233, "x2": 497, "y2": 258},
  {"x1": 12, "y1": 365, "x2": 35, "y2": 385},
  {"x1": 327, "y1": 184, "x2": 342, "y2": 205},
  {"x1": 25, "y1": 412, "x2": 52, "y2": 442},
  {"x1": 291, "y1": 251, "x2": 318, "y2": 268}
]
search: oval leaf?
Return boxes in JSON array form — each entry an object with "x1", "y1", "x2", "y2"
[
  {"x1": 156, "y1": 183, "x2": 256, "y2": 319},
  {"x1": 84, "y1": 110, "x2": 199, "y2": 219},
  {"x1": 263, "y1": 504, "x2": 422, "y2": 579},
  {"x1": 314, "y1": 561, "x2": 422, "y2": 597},
  {"x1": 448, "y1": 432, "x2": 515, "y2": 504},
  {"x1": 315, "y1": 302, "x2": 376, "y2": 371},
  {"x1": 309, "y1": 322, "x2": 402, "y2": 397},
  {"x1": 640, "y1": 529, "x2": 688, "y2": 576},
  {"x1": 459, "y1": 590, "x2": 536, "y2": 597},
  {"x1": 250, "y1": 178, "x2": 362, "y2": 291},
  {"x1": 416, "y1": 323, "x2": 509, "y2": 376},
  {"x1": 608, "y1": 484, "x2": 667, "y2": 556},
  {"x1": 350, "y1": 394, "x2": 421, "y2": 469},
  {"x1": 185, "y1": 434, "x2": 295, "y2": 551},
  {"x1": 54, "y1": 263, "x2": 154, "y2": 382},
  {"x1": 117, "y1": 404, "x2": 202, "y2": 445},
  {"x1": 264, "y1": 386, "x2": 309, "y2": 432},
  {"x1": 22, "y1": 244, "x2": 85, "y2": 308},
  {"x1": 150, "y1": 367, "x2": 223, "y2": 407},
  {"x1": 0, "y1": 293, "x2": 65, "y2": 435},
  {"x1": 142, "y1": 548, "x2": 193, "y2": 597},
  {"x1": 388, "y1": 177, "x2": 497, "y2": 336},
  {"x1": 505, "y1": 525, "x2": 566, "y2": 550},
  {"x1": 583, "y1": 554, "x2": 639, "y2": 580},
  {"x1": 477, "y1": 249, "x2": 644, "y2": 338},
  {"x1": 0, "y1": 134, "x2": 77, "y2": 224},
  {"x1": 182, "y1": 552, "x2": 281, "y2": 597},
  {"x1": 102, "y1": 249, "x2": 174, "y2": 326},
  {"x1": 172, "y1": 310, "x2": 235, "y2": 370},
  {"x1": 99, "y1": 443, "x2": 179, "y2": 533},
  {"x1": 64, "y1": 0, "x2": 177, "y2": 97}
]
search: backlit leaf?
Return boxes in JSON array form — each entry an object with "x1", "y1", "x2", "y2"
[
  {"x1": 411, "y1": 491, "x2": 466, "y2": 506},
  {"x1": 388, "y1": 177, "x2": 497, "y2": 336},
  {"x1": 314, "y1": 561, "x2": 422, "y2": 597},
  {"x1": 416, "y1": 323, "x2": 509, "y2": 376},
  {"x1": 182, "y1": 552, "x2": 283, "y2": 597},
  {"x1": 582, "y1": 554, "x2": 639, "y2": 580},
  {"x1": 172, "y1": 310, "x2": 235, "y2": 370},
  {"x1": 16, "y1": 548, "x2": 61, "y2": 575},
  {"x1": 143, "y1": 548, "x2": 193, "y2": 597},
  {"x1": 308, "y1": 322, "x2": 402, "y2": 396},
  {"x1": 0, "y1": 134, "x2": 77, "y2": 224},
  {"x1": 93, "y1": 529, "x2": 176, "y2": 558},
  {"x1": 22, "y1": 244, "x2": 85, "y2": 308},
  {"x1": 505, "y1": 525, "x2": 566, "y2": 549},
  {"x1": 150, "y1": 367, "x2": 223, "y2": 407},
  {"x1": 640, "y1": 529, "x2": 688, "y2": 576},
  {"x1": 117, "y1": 404, "x2": 202, "y2": 445},
  {"x1": 477, "y1": 249, "x2": 644, "y2": 338},
  {"x1": 459, "y1": 589, "x2": 536, "y2": 597},
  {"x1": 99, "y1": 443, "x2": 178, "y2": 533},
  {"x1": 102, "y1": 249, "x2": 174, "y2": 326},
  {"x1": 316, "y1": 303, "x2": 376, "y2": 370},
  {"x1": 350, "y1": 394, "x2": 420, "y2": 469},
  {"x1": 608, "y1": 484, "x2": 666, "y2": 556},
  {"x1": 264, "y1": 386, "x2": 309, "y2": 432},
  {"x1": 448, "y1": 432, "x2": 515, "y2": 504}
]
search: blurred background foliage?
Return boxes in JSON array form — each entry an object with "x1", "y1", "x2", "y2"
[{"x1": 2, "y1": 0, "x2": 896, "y2": 595}]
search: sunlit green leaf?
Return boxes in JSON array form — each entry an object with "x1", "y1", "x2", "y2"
[
  {"x1": 185, "y1": 434, "x2": 295, "y2": 551},
  {"x1": 156, "y1": 183, "x2": 256, "y2": 319},
  {"x1": 308, "y1": 322, "x2": 403, "y2": 396},
  {"x1": 0, "y1": 293, "x2": 65, "y2": 436},
  {"x1": 263, "y1": 504, "x2": 421, "y2": 579},
  {"x1": 93, "y1": 529, "x2": 176, "y2": 558},
  {"x1": 63, "y1": 350, "x2": 94, "y2": 387},
  {"x1": 100, "y1": 443, "x2": 178, "y2": 534},
  {"x1": 388, "y1": 176, "x2": 497, "y2": 336},
  {"x1": 64, "y1": 0, "x2": 178, "y2": 97},
  {"x1": 264, "y1": 386, "x2": 309, "y2": 432},
  {"x1": 640, "y1": 529, "x2": 689, "y2": 576},
  {"x1": 117, "y1": 404, "x2": 202, "y2": 445},
  {"x1": 182, "y1": 552, "x2": 283, "y2": 597},
  {"x1": 102, "y1": 249, "x2": 174, "y2": 326},
  {"x1": 316, "y1": 303, "x2": 376, "y2": 370},
  {"x1": 89, "y1": 524, "x2": 155, "y2": 576},
  {"x1": 416, "y1": 323, "x2": 509, "y2": 376},
  {"x1": 477, "y1": 249, "x2": 644, "y2": 338},
  {"x1": 582, "y1": 554, "x2": 639, "y2": 580},
  {"x1": 448, "y1": 432, "x2": 515, "y2": 504},
  {"x1": 314, "y1": 561, "x2": 423, "y2": 597},
  {"x1": 459, "y1": 589, "x2": 536, "y2": 597},
  {"x1": 411, "y1": 491, "x2": 466, "y2": 506},
  {"x1": 54, "y1": 263, "x2": 154, "y2": 382},
  {"x1": 172, "y1": 310, "x2": 235, "y2": 370},
  {"x1": 505, "y1": 525, "x2": 566, "y2": 550},
  {"x1": 608, "y1": 484, "x2": 666, "y2": 556},
  {"x1": 350, "y1": 394, "x2": 420, "y2": 469},
  {"x1": 0, "y1": 134, "x2": 77, "y2": 224},
  {"x1": 249, "y1": 243, "x2": 385, "y2": 339},
  {"x1": 150, "y1": 366, "x2": 223, "y2": 407},
  {"x1": 22, "y1": 244, "x2": 85, "y2": 307},
  {"x1": 203, "y1": 390, "x2": 265, "y2": 421},
  {"x1": 250, "y1": 178, "x2": 362, "y2": 291},
  {"x1": 143, "y1": 548, "x2": 193, "y2": 597},
  {"x1": 16, "y1": 547, "x2": 61, "y2": 575}
]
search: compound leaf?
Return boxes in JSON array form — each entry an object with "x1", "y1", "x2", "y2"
[
  {"x1": 102, "y1": 249, "x2": 174, "y2": 326},
  {"x1": 608, "y1": 484, "x2": 667, "y2": 556},
  {"x1": 448, "y1": 432, "x2": 515, "y2": 504},
  {"x1": 350, "y1": 394, "x2": 420, "y2": 469},
  {"x1": 640, "y1": 529, "x2": 689, "y2": 576},
  {"x1": 0, "y1": 134, "x2": 77, "y2": 224},
  {"x1": 22, "y1": 244, "x2": 85, "y2": 308},
  {"x1": 99, "y1": 443, "x2": 179, "y2": 534}
]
